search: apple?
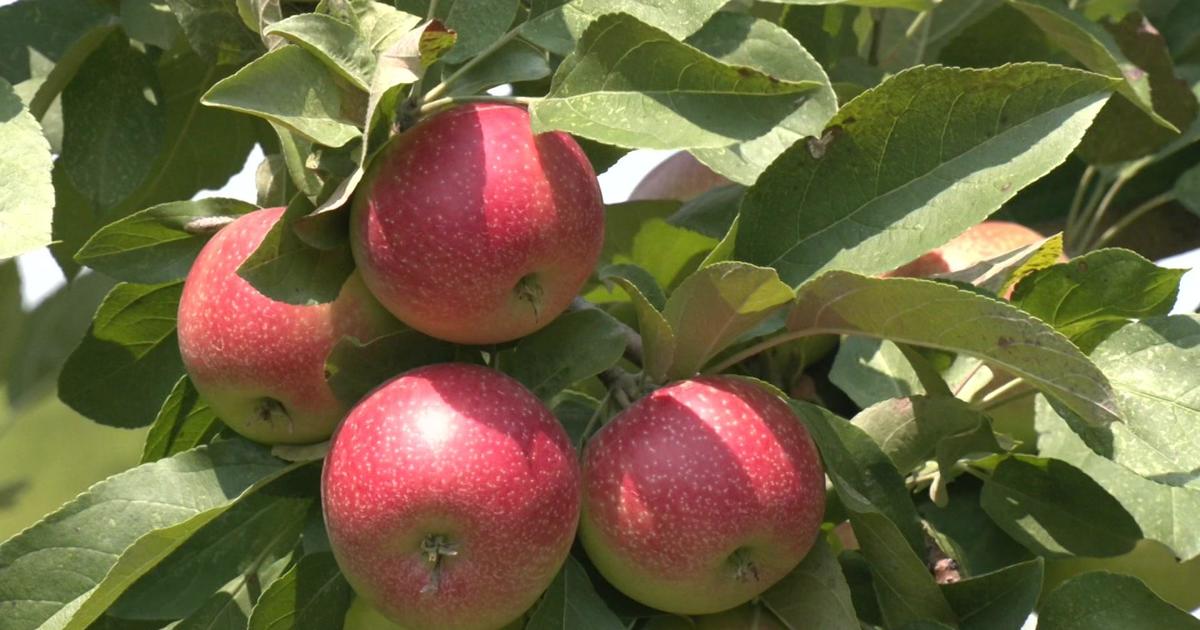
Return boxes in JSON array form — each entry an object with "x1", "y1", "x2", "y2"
[
  {"x1": 177, "y1": 207, "x2": 399, "y2": 445},
  {"x1": 322, "y1": 363, "x2": 581, "y2": 630},
  {"x1": 580, "y1": 376, "x2": 826, "y2": 615},
  {"x1": 887, "y1": 220, "x2": 1049, "y2": 277},
  {"x1": 629, "y1": 152, "x2": 732, "y2": 202},
  {"x1": 351, "y1": 103, "x2": 604, "y2": 345}
]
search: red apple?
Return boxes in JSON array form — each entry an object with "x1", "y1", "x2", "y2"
[
  {"x1": 322, "y1": 363, "x2": 581, "y2": 630},
  {"x1": 177, "y1": 207, "x2": 399, "y2": 444},
  {"x1": 887, "y1": 220, "x2": 1049, "y2": 277},
  {"x1": 629, "y1": 152, "x2": 732, "y2": 202},
  {"x1": 351, "y1": 103, "x2": 604, "y2": 345},
  {"x1": 580, "y1": 376, "x2": 826, "y2": 615}
]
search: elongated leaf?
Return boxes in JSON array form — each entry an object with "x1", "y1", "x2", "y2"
[
  {"x1": 941, "y1": 233, "x2": 1065, "y2": 297},
  {"x1": 57, "y1": 281, "x2": 185, "y2": 428},
  {"x1": 167, "y1": 574, "x2": 252, "y2": 630},
  {"x1": 76, "y1": 198, "x2": 258, "y2": 284},
  {"x1": 323, "y1": 329, "x2": 456, "y2": 407},
  {"x1": 0, "y1": 440, "x2": 297, "y2": 630},
  {"x1": 686, "y1": 12, "x2": 838, "y2": 185},
  {"x1": 787, "y1": 272, "x2": 1121, "y2": 427},
  {"x1": 662, "y1": 262, "x2": 794, "y2": 379},
  {"x1": 499, "y1": 309, "x2": 626, "y2": 400},
  {"x1": 735, "y1": 64, "x2": 1113, "y2": 286},
  {"x1": 1036, "y1": 572, "x2": 1200, "y2": 630},
  {"x1": 529, "y1": 14, "x2": 822, "y2": 150},
  {"x1": 66, "y1": 467, "x2": 316, "y2": 628},
  {"x1": 141, "y1": 376, "x2": 223, "y2": 463},
  {"x1": 919, "y1": 478, "x2": 1035, "y2": 577},
  {"x1": 1036, "y1": 395, "x2": 1200, "y2": 561},
  {"x1": 852, "y1": 396, "x2": 992, "y2": 474},
  {"x1": 265, "y1": 13, "x2": 374, "y2": 90},
  {"x1": 603, "y1": 274, "x2": 674, "y2": 384},
  {"x1": 942, "y1": 558, "x2": 1043, "y2": 630},
  {"x1": 441, "y1": 39, "x2": 550, "y2": 96},
  {"x1": 236, "y1": 196, "x2": 356, "y2": 305},
  {"x1": 0, "y1": 77, "x2": 53, "y2": 260},
  {"x1": 761, "y1": 538, "x2": 858, "y2": 630},
  {"x1": 525, "y1": 555, "x2": 625, "y2": 630},
  {"x1": 167, "y1": 0, "x2": 263, "y2": 66},
  {"x1": 247, "y1": 552, "x2": 352, "y2": 630},
  {"x1": 1008, "y1": 0, "x2": 1178, "y2": 132},
  {"x1": 202, "y1": 45, "x2": 362, "y2": 147},
  {"x1": 1075, "y1": 315, "x2": 1200, "y2": 488},
  {"x1": 522, "y1": 0, "x2": 726, "y2": 56},
  {"x1": 1012, "y1": 249, "x2": 1184, "y2": 351},
  {"x1": 830, "y1": 337, "x2": 924, "y2": 408},
  {"x1": 621, "y1": 219, "x2": 717, "y2": 293},
  {"x1": 977, "y1": 454, "x2": 1142, "y2": 557}
]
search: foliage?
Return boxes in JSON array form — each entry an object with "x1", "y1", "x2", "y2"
[{"x1": 2, "y1": 0, "x2": 1200, "y2": 628}]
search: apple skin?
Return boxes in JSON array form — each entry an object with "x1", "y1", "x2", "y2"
[
  {"x1": 629, "y1": 152, "x2": 732, "y2": 202},
  {"x1": 351, "y1": 103, "x2": 604, "y2": 345},
  {"x1": 177, "y1": 207, "x2": 399, "y2": 445},
  {"x1": 322, "y1": 363, "x2": 581, "y2": 630},
  {"x1": 887, "y1": 221, "x2": 1049, "y2": 277},
  {"x1": 580, "y1": 376, "x2": 826, "y2": 615}
]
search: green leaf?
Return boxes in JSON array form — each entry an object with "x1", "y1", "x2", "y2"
[
  {"x1": 58, "y1": 30, "x2": 165, "y2": 212},
  {"x1": 522, "y1": 0, "x2": 726, "y2": 56},
  {"x1": 685, "y1": 12, "x2": 838, "y2": 185},
  {"x1": 76, "y1": 198, "x2": 258, "y2": 284},
  {"x1": 499, "y1": 309, "x2": 626, "y2": 400},
  {"x1": 167, "y1": 0, "x2": 263, "y2": 66},
  {"x1": 0, "y1": 77, "x2": 53, "y2": 260},
  {"x1": 1075, "y1": 13, "x2": 1198, "y2": 164},
  {"x1": 941, "y1": 233, "x2": 1066, "y2": 297},
  {"x1": 265, "y1": 13, "x2": 375, "y2": 90},
  {"x1": 551, "y1": 390, "x2": 601, "y2": 452},
  {"x1": 398, "y1": 0, "x2": 519, "y2": 64},
  {"x1": 620, "y1": 219, "x2": 717, "y2": 293},
  {"x1": 1036, "y1": 395, "x2": 1200, "y2": 561},
  {"x1": 662, "y1": 262, "x2": 794, "y2": 379},
  {"x1": 0, "y1": 0, "x2": 114, "y2": 85},
  {"x1": 599, "y1": 200, "x2": 679, "y2": 264},
  {"x1": 202, "y1": 45, "x2": 362, "y2": 147},
  {"x1": 8, "y1": 7, "x2": 118, "y2": 125},
  {"x1": 760, "y1": 538, "x2": 858, "y2": 630},
  {"x1": 852, "y1": 396, "x2": 994, "y2": 474},
  {"x1": 0, "y1": 439, "x2": 298, "y2": 630},
  {"x1": 1012, "y1": 249, "x2": 1184, "y2": 351},
  {"x1": 595, "y1": 263, "x2": 666, "y2": 310},
  {"x1": 1072, "y1": 315, "x2": 1200, "y2": 489},
  {"x1": 1177, "y1": 163, "x2": 1200, "y2": 217},
  {"x1": 787, "y1": 272, "x2": 1121, "y2": 427},
  {"x1": 529, "y1": 13, "x2": 823, "y2": 151},
  {"x1": 57, "y1": 281, "x2": 185, "y2": 428},
  {"x1": 141, "y1": 376, "x2": 223, "y2": 463},
  {"x1": 602, "y1": 273, "x2": 675, "y2": 384},
  {"x1": 830, "y1": 338, "x2": 924, "y2": 408},
  {"x1": 735, "y1": 63, "x2": 1113, "y2": 287},
  {"x1": 121, "y1": 0, "x2": 184, "y2": 49},
  {"x1": 790, "y1": 400, "x2": 926, "y2": 556},
  {"x1": 0, "y1": 262, "x2": 21, "y2": 386},
  {"x1": 525, "y1": 555, "x2": 625, "y2": 630},
  {"x1": 4, "y1": 272, "x2": 115, "y2": 408},
  {"x1": 942, "y1": 558, "x2": 1044, "y2": 630},
  {"x1": 919, "y1": 478, "x2": 1035, "y2": 577},
  {"x1": 324, "y1": 329, "x2": 456, "y2": 407},
  {"x1": 1008, "y1": 0, "x2": 1180, "y2": 133},
  {"x1": 166, "y1": 573, "x2": 252, "y2": 630},
  {"x1": 248, "y1": 552, "x2": 352, "y2": 630},
  {"x1": 667, "y1": 185, "x2": 743, "y2": 240},
  {"x1": 441, "y1": 38, "x2": 550, "y2": 97},
  {"x1": 66, "y1": 467, "x2": 316, "y2": 628},
  {"x1": 977, "y1": 454, "x2": 1142, "y2": 557},
  {"x1": 773, "y1": 0, "x2": 934, "y2": 8},
  {"x1": 1036, "y1": 571, "x2": 1200, "y2": 630},
  {"x1": 236, "y1": 196, "x2": 356, "y2": 305}
]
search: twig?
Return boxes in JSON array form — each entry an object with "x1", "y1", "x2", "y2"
[
  {"x1": 1092, "y1": 191, "x2": 1177, "y2": 249},
  {"x1": 1077, "y1": 174, "x2": 1132, "y2": 254}
]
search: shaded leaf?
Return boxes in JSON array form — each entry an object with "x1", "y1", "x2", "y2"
[
  {"x1": 602, "y1": 273, "x2": 675, "y2": 384},
  {"x1": 919, "y1": 477, "x2": 1035, "y2": 577},
  {"x1": 830, "y1": 337, "x2": 924, "y2": 409},
  {"x1": 1036, "y1": 571, "x2": 1200, "y2": 630},
  {"x1": 525, "y1": 555, "x2": 625, "y2": 630},
  {"x1": 121, "y1": 0, "x2": 184, "y2": 50},
  {"x1": 735, "y1": 64, "x2": 1113, "y2": 286},
  {"x1": 529, "y1": 14, "x2": 823, "y2": 150},
  {"x1": 57, "y1": 281, "x2": 185, "y2": 428},
  {"x1": 324, "y1": 329, "x2": 456, "y2": 407},
  {"x1": 942, "y1": 558, "x2": 1043, "y2": 630},
  {"x1": 167, "y1": 0, "x2": 263, "y2": 66},
  {"x1": 941, "y1": 233, "x2": 1065, "y2": 297},
  {"x1": 760, "y1": 537, "x2": 858, "y2": 630},
  {"x1": 442, "y1": 38, "x2": 550, "y2": 97},
  {"x1": 522, "y1": 0, "x2": 726, "y2": 56},
  {"x1": 500, "y1": 309, "x2": 626, "y2": 400},
  {"x1": 265, "y1": 13, "x2": 375, "y2": 90},
  {"x1": 236, "y1": 196, "x2": 356, "y2": 305},
  {"x1": 398, "y1": 0, "x2": 518, "y2": 64},
  {"x1": 852, "y1": 396, "x2": 993, "y2": 474},
  {"x1": 247, "y1": 552, "x2": 352, "y2": 630},
  {"x1": 141, "y1": 376, "x2": 223, "y2": 463}
]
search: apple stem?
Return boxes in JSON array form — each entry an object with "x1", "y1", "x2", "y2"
[{"x1": 419, "y1": 534, "x2": 459, "y2": 595}]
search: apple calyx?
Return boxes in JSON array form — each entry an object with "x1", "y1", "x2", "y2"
[
  {"x1": 419, "y1": 534, "x2": 460, "y2": 595},
  {"x1": 513, "y1": 273, "x2": 545, "y2": 320},
  {"x1": 253, "y1": 398, "x2": 293, "y2": 435},
  {"x1": 729, "y1": 548, "x2": 761, "y2": 583}
]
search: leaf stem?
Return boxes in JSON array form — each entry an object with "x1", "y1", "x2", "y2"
[
  {"x1": 423, "y1": 25, "x2": 525, "y2": 103},
  {"x1": 417, "y1": 94, "x2": 537, "y2": 116},
  {"x1": 1092, "y1": 191, "x2": 1177, "y2": 249},
  {"x1": 426, "y1": 0, "x2": 440, "y2": 21},
  {"x1": 1065, "y1": 165, "x2": 1096, "y2": 240},
  {"x1": 1077, "y1": 174, "x2": 1132, "y2": 255}
]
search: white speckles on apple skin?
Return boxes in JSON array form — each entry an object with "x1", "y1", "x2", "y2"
[
  {"x1": 579, "y1": 377, "x2": 826, "y2": 615},
  {"x1": 350, "y1": 103, "x2": 605, "y2": 345},
  {"x1": 177, "y1": 207, "x2": 401, "y2": 445},
  {"x1": 322, "y1": 363, "x2": 581, "y2": 630}
]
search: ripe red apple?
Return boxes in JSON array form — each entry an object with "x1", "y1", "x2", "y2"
[
  {"x1": 322, "y1": 363, "x2": 581, "y2": 630},
  {"x1": 351, "y1": 103, "x2": 604, "y2": 345},
  {"x1": 177, "y1": 207, "x2": 399, "y2": 444},
  {"x1": 580, "y1": 376, "x2": 826, "y2": 615},
  {"x1": 629, "y1": 152, "x2": 732, "y2": 202},
  {"x1": 887, "y1": 220, "x2": 1049, "y2": 277}
]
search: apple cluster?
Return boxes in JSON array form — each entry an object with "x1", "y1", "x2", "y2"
[{"x1": 176, "y1": 104, "x2": 827, "y2": 629}]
